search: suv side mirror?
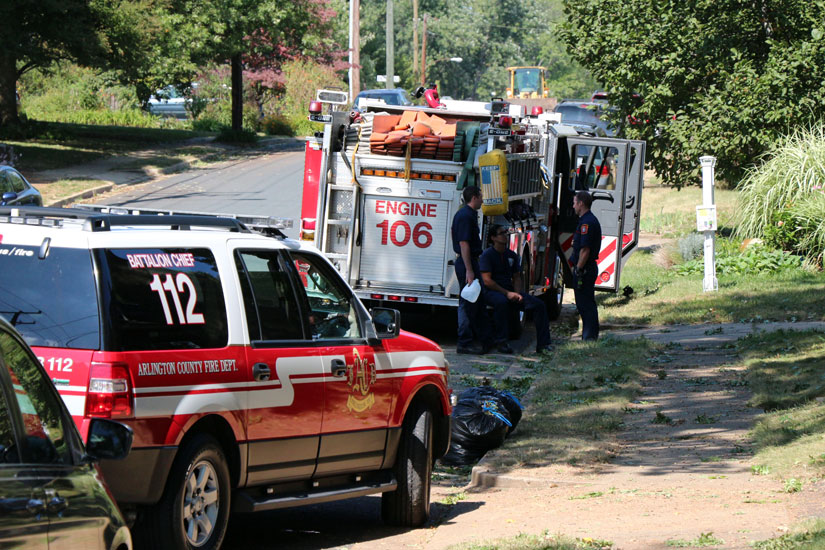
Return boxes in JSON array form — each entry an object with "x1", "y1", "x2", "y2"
[
  {"x1": 371, "y1": 307, "x2": 400, "y2": 339},
  {"x1": 1, "y1": 192, "x2": 17, "y2": 205},
  {"x1": 85, "y1": 418, "x2": 134, "y2": 461}
]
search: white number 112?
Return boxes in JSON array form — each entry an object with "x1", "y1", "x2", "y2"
[{"x1": 149, "y1": 273, "x2": 205, "y2": 325}]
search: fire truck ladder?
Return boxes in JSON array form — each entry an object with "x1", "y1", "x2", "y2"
[{"x1": 318, "y1": 144, "x2": 362, "y2": 280}]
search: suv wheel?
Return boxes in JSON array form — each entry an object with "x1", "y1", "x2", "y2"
[
  {"x1": 135, "y1": 434, "x2": 231, "y2": 550},
  {"x1": 382, "y1": 401, "x2": 433, "y2": 527}
]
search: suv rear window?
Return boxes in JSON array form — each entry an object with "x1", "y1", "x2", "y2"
[
  {"x1": 96, "y1": 248, "x2": 228, "y2": 351},
  {"x1": 0, "y1": 246, "x2": 100, "y2": 349}
]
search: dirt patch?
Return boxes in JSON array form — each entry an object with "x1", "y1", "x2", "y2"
[{"x1": 351, "y1": 324, "x2": 825, "y2": 550}]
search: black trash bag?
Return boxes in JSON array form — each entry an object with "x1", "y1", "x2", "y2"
[
  {"x1": 456, "y1": 386, "x2": 524, "y2": 434},
  {"x1": 439, "y1": 387, "x2": 524, "y2": 466}
]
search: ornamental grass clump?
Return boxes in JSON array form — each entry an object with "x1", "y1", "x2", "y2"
[{"x1": 735, "y1": 125, "x2": 825, "y2": 264}]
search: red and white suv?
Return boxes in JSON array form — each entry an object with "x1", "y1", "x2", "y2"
[{"x1": 0, "y1": 205, "x2": 451, "y2": 550}]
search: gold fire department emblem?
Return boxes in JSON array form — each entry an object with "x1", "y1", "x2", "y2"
[{"x1": 346, "y1": 348, "x2": 376, "y2": 412}]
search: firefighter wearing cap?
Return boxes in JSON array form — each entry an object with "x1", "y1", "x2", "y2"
[
  {"x1": 451, "y1": 185, "x2": 491, "y2": 354},
  {"x1": 571, "y1": 190, "x2": 602, "y2": 340}
]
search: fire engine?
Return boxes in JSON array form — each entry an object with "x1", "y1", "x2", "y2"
[{"x1": 301, "y1": 90, "x2": 645, "y2": 322}]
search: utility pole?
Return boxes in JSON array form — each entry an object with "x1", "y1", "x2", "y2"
[
  {"x1": 420, "y1": 14, "x2": 428, "y2": 86},
  {"x1": 385, "y1": 0, "x2": 394, "y2": 90},
  {"x1": 412, "y1": 0, "x2": 418, "y2": 88},
  {"x1": 349, "y1": 0, "x2": 360, "y2": 100}
]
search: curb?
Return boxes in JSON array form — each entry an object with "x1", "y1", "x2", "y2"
[
  {"x1": 470, "y1": 463, "x2": 579, "y2": 489},
  {"x1": 45, "y1": 160, "x2": 194, "y2": 207}
]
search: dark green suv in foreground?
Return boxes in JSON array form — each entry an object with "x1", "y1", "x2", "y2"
[{"x1": 0, "y1": 316, "x2": 133, "y2": 550}]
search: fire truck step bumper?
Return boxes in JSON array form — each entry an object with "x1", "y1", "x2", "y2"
[{"x1": 233, "y1": 471, "x2": 397, "y2": 513}]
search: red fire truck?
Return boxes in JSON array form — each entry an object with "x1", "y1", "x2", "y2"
[{"x1": 301, "y1": 90, "x2": 645, "y2": 321}]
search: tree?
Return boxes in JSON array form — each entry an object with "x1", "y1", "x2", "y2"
[
  {"x1": 357, "y1": 0, "x2": 596, "y2": 102},
  {"x1": 0, "y1": 0, "x2": 154, "y2": 128},
  {"x1": 560, "y1": 0, "x2": 825, "y2": 187},
  {"x1": 174, "y1": 0, "x2": 346, "y2": 132}
]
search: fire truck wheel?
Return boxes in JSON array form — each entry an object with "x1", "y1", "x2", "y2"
[
  {"x1": 382, "y1": 401, "x2": 433, "y2": 527},
  {"x1": 136, "y1": 434, "x2": 231, "y2": 550}
]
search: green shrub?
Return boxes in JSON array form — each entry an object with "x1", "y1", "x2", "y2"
[
  {"x1": 735, "y1": 125, "x2": 825, "y2": 262},
  {"x1": 677, "y1": 233, "x2": 705, "y2": 261},
  {"x1": 20, "y1": 63, "x2": 141, "y2": 120},
  {"x1": 261, "y1": 114, "x2": 295, "y2": 136},
  {"x1": 763, "y1": 210, "x2": 806, "y2": 253},
  {"x1": 675, "y1": 245, "x2": 804, "y2": 276},
  {"x1": 269, "y1": 59, "x2": 345, "y2": 136},
  {"x1": 195, "y1": 101, "x2": 260, "y2": 132}
]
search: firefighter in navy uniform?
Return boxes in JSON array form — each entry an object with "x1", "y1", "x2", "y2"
[
  {"x1": 451, "y1": 185, "x2": 491, "y2": 354},
  {"x1": 480, "y1": 224, "x2": 553, "y2": 354},
  {"x1": 571, "y1": 190, "x2": 602, "y2": 340}
]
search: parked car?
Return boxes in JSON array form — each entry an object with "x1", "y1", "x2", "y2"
[
  {"x1": 0, "y1": 166, "x2": 42, "y2": 206},
  {"x1": 146, "y1": 85, "x2": 190, "y2": 117},
  {"x1": 554, "y1": 101, "x2": 616, "y2": 136},
  {"x1": 353, "y1": 88, "x2": 414, "y2": 112},
  {"x1": 0, "y1": 316, "x2": 133, "y2": 550},
  {"x1": 0, "y1": 205, "x2": 452, "y2": 550}
]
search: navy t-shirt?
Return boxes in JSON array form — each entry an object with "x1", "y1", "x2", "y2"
[
  {"x1": 479, "y1": 247, "x2": 520, "y2": 292},
  {"x1": 571, "y1": 210, "x2": 602, "y2": 268},
  {"x1": 451, "y1": 205, "x2": 482, "y2": 257}
]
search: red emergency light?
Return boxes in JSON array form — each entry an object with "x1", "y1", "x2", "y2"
[
  {"x1": 403, "y1": 296, "x2": 418, "y2": 303},
  {"x1": 498, "y1": 116, "x2": 513, "y2": 128},
  {"x1": 370, "y1": 293, "x2": 385, "y2": 300},
  {"x1": 301, "y1": 218, "x2": 316, "y2": 230},
  {"x1": 308, "y1": 100, "x2": 322, "y2": 115},
  {"x1": 387, "y1": 295, "x2": 402, "y2": 302},
  {"x1": 531, "y1": 106, "x2": 544, "y2": 116}
]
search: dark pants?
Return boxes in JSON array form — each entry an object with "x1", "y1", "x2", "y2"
[
  {"x1": 574, "y1": 268, "x2": 599, "y2": 341},
  {"x1": 455, "y1": 259, "x2": 490, "y2": 348},
  {"x1": 483, "y1": 291, "x2": 551, "y2": 351}
]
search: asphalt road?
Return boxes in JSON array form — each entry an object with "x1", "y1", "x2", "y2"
[{"x1": 98, "y1": 148, "x2": 306, "y2": 240}]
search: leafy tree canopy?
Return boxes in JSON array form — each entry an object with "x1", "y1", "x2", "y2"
[
  {"x1": 164, "y1": 0, "x2": 346, "y2": 130},
  {"x1": 358, "y1": 0, "x2": 596, "y2": 101},
  {"x1": 561, "y1": 0, "x2": 825, "y2": 187},
  {"x1": 0, "y1": 0, "x2": 156, "y2": 128}
]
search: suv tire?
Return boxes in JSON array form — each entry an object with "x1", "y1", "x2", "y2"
[
  {"x1": 135, "y1": 434, "x2": 231, "y2": 550},
  {"x1": 381, "y1": 401, "x2": 432, "y2": 527}
]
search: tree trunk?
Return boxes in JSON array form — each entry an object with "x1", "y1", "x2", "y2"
[
  {"x1": 231, "y1": 54, "x2": 243, "y2": 132},
  {"x1": 0, "y1": 53, "x2": 20, "y2": 129}
]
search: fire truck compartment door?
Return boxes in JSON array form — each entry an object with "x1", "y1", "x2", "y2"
[
  {"x1": 566, "y1": 137, "x2": 630, "y2": 292},
  {"x1": 359, "y1": 196, "x2": 450, "y2": 287},
  {"x1": 621, "y1": 140, "x2": 646, "y2": 262}
]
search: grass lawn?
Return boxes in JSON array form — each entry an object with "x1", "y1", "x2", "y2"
[
  {"x1": 32, "y1": 178, "x2": 109, "y2": 205},
  {"x1": 599, "y1": 248, "x2": 825, "y2": 326},
  {"x1": 641, "y1": 184, "x2": 739, "y2": 237},
  {"x1": 5, "y1": 121, "x2": 213, "y2": 173},
  {"x1": 461, "y1": 336, "x2": 657, "y2": 472}
]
